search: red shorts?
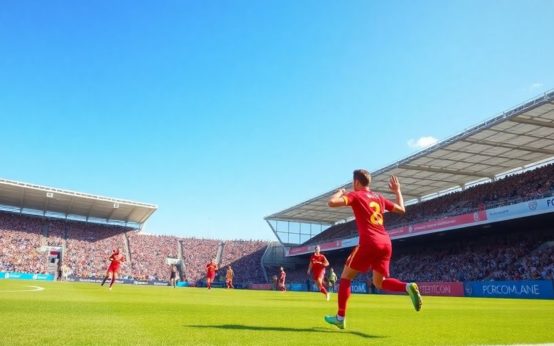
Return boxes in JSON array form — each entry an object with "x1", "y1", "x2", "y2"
[
  {"x1": 345, "y1": 242, "x2": 391, "y2": 277},
  {"x1": 312, "y1": 269, "x2": 325, "y2": 281},
  {"x1": 108, "y1": 264, "x2": 120, "y2": 273},
  {"x1": 207, "y1": 273, "x2": 215, "y2": 281}
]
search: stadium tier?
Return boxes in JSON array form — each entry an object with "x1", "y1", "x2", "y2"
[
  {"x1": 0, "y1": 211, "x2": 269, "y2": 285},
  {"x1": 303, "y1": 163, "x2": 554, "y2": 246}
]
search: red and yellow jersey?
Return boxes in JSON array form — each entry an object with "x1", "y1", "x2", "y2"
[
  {"x1": 109, "y1": 253, "x2": 125, "y2": 265},
  {"x1": 226, "y1": 269, "x2": 234, "y2": 280},
  {"x1": 344, "y1": 190, "x2": 395, "y2": 246},
  {"x1": 310, "y1": 253, "x2": 328, "y2": 272},
  {"x1": 206, "y1": 263, "x2": 217, "y2": 275}
]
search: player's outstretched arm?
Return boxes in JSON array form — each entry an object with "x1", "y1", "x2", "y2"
[
  {"x1": 328, "y1": 189, "x2": 348, "y2": 208},
  {"x1": 307, "y1": 261, "x2": 312, "y2": 274},
  {"x1": 389, "y1": 176, "x2": 405, "y2": 214}
]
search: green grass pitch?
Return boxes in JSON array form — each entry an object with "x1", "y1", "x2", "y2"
[{"x1": 1, "y1": 280, "x2": 553, "y2": 345}]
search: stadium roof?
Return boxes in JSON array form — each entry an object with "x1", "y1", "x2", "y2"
[
  {"x1": 266, "y1": 89, "x2": 554, "y2": 226},
  {"x1": 0, "y1": 178, "x2": 157, "y2": 227}
]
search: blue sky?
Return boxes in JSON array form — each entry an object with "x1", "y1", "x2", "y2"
[{"x1": 1, "y1": 1, "x2": 553, "y2": 240}]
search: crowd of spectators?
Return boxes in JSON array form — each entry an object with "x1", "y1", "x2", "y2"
[
  {"x1": 45, "y1": 220, "x2": 66, "y2": 247},
  {"x1": 0, "y1": 212, "x2": 47, "y2": 273},
  {"x1": 127, "y1": 233, "x2": 179, "y2": 281},
  {"x1": 386, "y1": 163, "x2": 554, "y2": 228},
  {"x1": 391, "y1": 229, "x2": 554, "y2": 282},
  {"x1": 505, "y1": 242, "x2": 554, "y2": 280},
  {"x1": 65, "y1": 224, "x2": 131, "y2": 278},
  {"x1": 282, "y1": 228, "x2": 554, "y2": 284},
  {"x1": 181, "y1": 238, "x2": 220, "y2": 284},
  {"x1": 305, "y1": 164, "x2": 554, "y2": 245},
  {"x1": 219, "y1": 240, "x2": 267, "y2": 284},
  {"x1": 0, "y1": 211, "x2": 270, "y2": 284}
]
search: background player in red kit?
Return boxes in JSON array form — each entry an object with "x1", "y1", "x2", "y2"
[
  {"x1": 324, "y1": 170, "x2": 422, "y2": 329},
  {"x1": 278, "y1": 266, "x2": 286, "y2": 292},
  {"x1": 206, "y1": 259, "x2": 217, "y2": 289},
  {"x1": 101, "y1": 248, "x2": 125, "y2": 290},
  {"x1": 225, "y1": 266, "x2": 234, "y2": 289},
  {"x1": 307, "y1": 245, "x2": 330, "y2": 301}
]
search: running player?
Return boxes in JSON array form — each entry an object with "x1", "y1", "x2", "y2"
[
  {"x1": 225, "y1": 266, "x2": 234, "y2": 289},
  {"x1": 307, "y1": 245, "x2": 330, "y2": 300},
  {"x1": 101, "y1": 248, "x2": 125, "y2": 290},
  {"x1": 278, "y1": 267, "x2": 286, "y2": 292},
  {"x1": 206, "y1": 259, "x2": 218, "y2": 289},
  {"x1": 324, "y1": 170, "x2": 422, "y2": 329},
  {"x1": 169, "y1": 265, "x2": 179, "y2": 288}
]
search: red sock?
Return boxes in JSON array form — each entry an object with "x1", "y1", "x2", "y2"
[
  {"x1": 320, "y1": 285, "x2": 328, "y2": 295},
  {"x1": 382, "y1": 278, "x2": 407, "y2": 292},
  {"x1": 337, "y1": 278, "x2": 351, "y2": 318}
]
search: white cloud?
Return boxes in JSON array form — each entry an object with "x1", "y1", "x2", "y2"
[
  {"x1": 407, "y1": 136, "x2": 438, "y2": 150},
  {"x1": 530, "y1": 82, "x2": 543, "y2": 91}
]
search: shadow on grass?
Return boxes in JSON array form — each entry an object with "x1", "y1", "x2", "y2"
[{"x1": 186, "y1": 324, "x2": 385, "y2": 339}]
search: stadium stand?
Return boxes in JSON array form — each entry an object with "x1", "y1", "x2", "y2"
[
  {"x1": 219, "y1": 240, "x2": 267, "y2": 284},
  {"x1": 304, "y1": 164, "x2": 554, "y2": 245},
  {"x1": 391, "y1": 228, "x2": 554, "y2": 282},
  {"x1": 0, "y1": 209, "x2": 270, "y2": 285},
  {"x1": 126, "y1": 232, "x2": 181, "y2": 281},
  {"x1": 181, "y1": 238, "x2": 221, "y2": 284},
  {"x1": 282, "y1": 226, "x2": 554, "y2": 285},
  {"x1": 2, "y1": 159, "x2": 552, "y2": 287},
  {"x1": 65, "y1": 223, "x2": 131, "y2": 279},
  {"x1": 0, "y1": 212, "x2": 47, "y2": 274}
]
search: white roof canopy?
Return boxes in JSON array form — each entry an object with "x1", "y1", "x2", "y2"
[
  {"x1": 266, "y1": 90, "x2": 554, "y2": 225},
  {"x1": 0, "y1": 178, "x2": 157, "y2": 227}
]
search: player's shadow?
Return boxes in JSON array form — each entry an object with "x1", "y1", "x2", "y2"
[{"x1": 186, "y1": 324, "x2": 384, "y2": 339}]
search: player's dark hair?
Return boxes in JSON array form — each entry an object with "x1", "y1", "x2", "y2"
[{"x1": 353, "y1": 169, "x2": 371, "y2": 187}]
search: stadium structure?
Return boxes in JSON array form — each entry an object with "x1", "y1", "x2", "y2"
[
  {"x1": 1, "y1": 90, "x2": 553, "y2": 298},
  {"x1": 0, "y1": 178, "x2": 157, "y2": 228},
  {"x1": 0, "y1": 179, "x2": 268, "y2": 286},
  {"x1": 264, "y1": 90, "x2": 554, "y2": 297}
]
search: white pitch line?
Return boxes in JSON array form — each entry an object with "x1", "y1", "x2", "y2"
[{"x1": 1, "y1": 285, "x2": 45, "y2": 293}]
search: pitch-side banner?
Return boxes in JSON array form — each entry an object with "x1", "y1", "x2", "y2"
[
  {"x1": 0, "y1": 272, "x2": 55, "y2": 281},
  {"x1": 464, "y1": 280, "x2": 554, "y2": 299},
  {"x1": 382, "y1": 282, "x2": 464, "y2": 297},
  {"x1": 486, "y1": 196, "x2": 554, "y2": 222},
  {"x1": 287, "y1": 196, "x2": 554, "y2": 256},
  {"x1": 287, "y1": 211, "x2": 487, "y2": 256},
  {"x1": 418, "y1": 282, "x2": 464, "y2": 297},
  {"x1": 387, "y1": 210, "x2": 488, "y2": 239}
]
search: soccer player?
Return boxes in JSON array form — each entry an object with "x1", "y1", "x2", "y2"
[
  {"x1": 327, "y1": 268, "x2": 337, "y2": 293},
  {"x1": 278, "y1": 267, "x2": 286, "y2": 292},
  {"x1": 169, "y1": 265, "x2": 179, "y2": 288},
  {"x1": 324, "y1": 170, "x2": 422, "y2": 329},
  {"x1": 225, "y1": 266, "x2": 234, "y2": 289},
  {"x1": 206, "y1": 259, "x2": 218, "y2": 290},
  {"x1": 101, "y1": 248, "x2": 125, "y2": 290},
  {"x1": 307, "y1": 245, "x2": 330, "y2": 300}
]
